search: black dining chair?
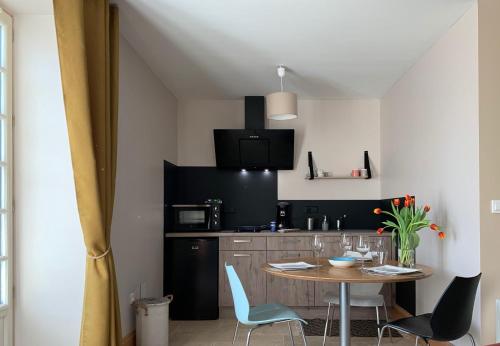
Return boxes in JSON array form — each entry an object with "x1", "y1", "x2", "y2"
[{"x1": 377, "y1": 273, "x2": 481, "y2": 345}]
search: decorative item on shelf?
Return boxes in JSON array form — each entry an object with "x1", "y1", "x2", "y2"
[
  {"x1": 351, "y1": 169, "x2": 360, "y2": 177},
  {"x1": 374, "y1": 195, "x2": 445, "y2": 268}
]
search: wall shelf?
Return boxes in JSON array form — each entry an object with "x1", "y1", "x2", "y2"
[
  {"x1": 304, "y1": 175, "x2": 368, "y2": 180},
  {"x1": 306, "y1": 150, "x2": 372, "y2": 181}
]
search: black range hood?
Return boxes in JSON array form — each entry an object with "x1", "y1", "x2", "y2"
[{"x1": 214, "y1": 96, "x2": 294, "y2": 170}]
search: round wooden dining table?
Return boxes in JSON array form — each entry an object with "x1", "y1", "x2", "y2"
[{"x1": 262, "y1": 257, "x2": 433, "y2": 346}]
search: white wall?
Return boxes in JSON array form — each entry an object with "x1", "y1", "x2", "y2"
[
  {"x1": 14, "y1": 15, "x2": 85, "y2": 346},
  {"x1": 111, "y1": 36, "x2": 177, "y2": 336},
  {"x1": 177, "y1": 99, "x2": 243, "y2": 166},
  {"x1": 272, "y1": 99, "x2": 380, "y2": 200},
  {"x1": 381, "y1": 5, "x2": 480, "y2": 343},
  {"x1": 177, "y1": 98, "x2": 381, "y2": 200}
]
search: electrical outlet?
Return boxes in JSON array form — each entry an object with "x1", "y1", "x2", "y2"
[
  {"x1": 305, "y1": 206, "x2": 319, "y2": 214},
  {"x1": 129, "y1": 292, "x2": 136, "y2": 305}
]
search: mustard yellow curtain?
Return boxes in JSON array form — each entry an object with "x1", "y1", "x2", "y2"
[{"x1": 53, "y1": 0, "x2": 121, "y2": 345}]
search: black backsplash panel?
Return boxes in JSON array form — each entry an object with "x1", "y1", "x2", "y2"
[
  {"x1": 169, "y1": 165, "x2": 278, "y2": 229},
  {"x1": 280, "y1": 200, "x2": 382, "y2": 230},
  {"x1": 164, "y1": 161, "x2": 179, "y2": 231},
  {"x1": 164, "y1": 161, "x2": 394, "y2": 232}
]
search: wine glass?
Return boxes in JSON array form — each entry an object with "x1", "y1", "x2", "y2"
[
  {"x1": 374, "y1": 239, "x2": 386, "y2": 265},
  {"x1": 312, "y1": 234, "x2": 324, "y2": 267},
  {"x1": 356, "y1": 235, "x2": 371, "y2": 269},
  {"x1": 339, "y1": 233, "x2": 352, "y2": 256}
]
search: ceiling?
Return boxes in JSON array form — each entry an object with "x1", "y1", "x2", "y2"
[{"x1": 3, "y1": 0, "x2": 474, "y2": 99}]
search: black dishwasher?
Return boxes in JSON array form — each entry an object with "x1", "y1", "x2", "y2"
[{"x1": 164, "y1": 237, "x2": 219, "y2": 320}]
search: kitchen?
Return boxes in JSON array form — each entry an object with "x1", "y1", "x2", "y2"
[
  {"x1": 164, "y1": 96, "x2": 413, "y2": 345},
  {"x1": 7, "y1": 0, "x2": 494, "y2": 346}
]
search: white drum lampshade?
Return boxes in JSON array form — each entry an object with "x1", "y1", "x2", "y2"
[
  {"x1": 266, "y1": 91, "x2": 298, "y2": 120},
  {"x1": 266, "y1": 65, "x2": 298, "y2": 120}
]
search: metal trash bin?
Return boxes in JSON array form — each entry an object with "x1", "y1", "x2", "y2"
[{"x1": 135, "y1": 295, "x2": 173, "y2": 346}]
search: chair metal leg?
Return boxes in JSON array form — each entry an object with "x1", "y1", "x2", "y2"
[
  {"x1": 329, "y1": 304, "x2": 335, "y2": 337},
  {"x1": 377, "y1": 325, "x2": 389, "y2": 346},
  {"x1": 467, "y1": 332, "x2": 476, "y2": 346},
  {"x1": 298, "y1": 321, "x2": 307, "y2": 346},
  {"x1": 245, "y1": 327, "x2": 254, "y2": 346},
  {"x1": 288, "y1": 321, "x2": 295, "y2": 346},
  {"x1": 375, "y1": 306, "x2": 381, "y2": 339},
  {"x1": 322, "y1": 302, "x2": 331, "y2": 346},
  {"x1": 382, "y1": 301, "x2": 392, "y2": 342},
  {"x1": 232, "y1": 321, "x2": 239, "y2": 344}
]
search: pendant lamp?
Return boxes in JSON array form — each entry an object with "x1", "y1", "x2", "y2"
[{"x1": 266, "y1": 65, "x2": 298, "y2": 120}]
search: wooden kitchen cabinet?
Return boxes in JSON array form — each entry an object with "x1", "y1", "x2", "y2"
[
  {"x1": 211, "y1": 233, "x2": 394, "y2": 309},
  {"x1": 266, "y1": 250, "x2": 315, "y2": 306},
  {"x1": 320, "y1": 235, "x2": 343, "y2": 258},
  {"x1": 219, "y1": 250, "x2": 267, "y2": 307}
]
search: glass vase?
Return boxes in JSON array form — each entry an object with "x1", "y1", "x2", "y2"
[{"x1": 398, "y1": 247, "x2": 415, "y2": 268}]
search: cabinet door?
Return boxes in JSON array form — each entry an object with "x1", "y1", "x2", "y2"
[
  {"x1": 321, "y1": 236, "x2": 343, "y2": 258},
  {"x1": 314, "y1": 236, "x2": 344, "y2": 306},
  {"x1": 219, "y1": 251, "x2": 267, "y2": 307},
  {"x1": 266, "y1": 250, "x2": 314, "y2": 306}
]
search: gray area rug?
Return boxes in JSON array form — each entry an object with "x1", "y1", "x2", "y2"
[{"x1": 303, "y1": 319, "x2": 402, "y2": 337}]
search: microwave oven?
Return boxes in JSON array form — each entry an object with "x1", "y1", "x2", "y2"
[{"x1": 172, "y1": 202, "x2": 222, "y2": 231}]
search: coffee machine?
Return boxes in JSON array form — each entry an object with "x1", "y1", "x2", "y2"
[{"x1": 276, "y1": 202, "x2": 291, "y2": 229}]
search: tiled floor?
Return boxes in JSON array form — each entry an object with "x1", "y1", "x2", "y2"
[{"x1": 170, "y1": 318, "x2": 417, "y2": 346}]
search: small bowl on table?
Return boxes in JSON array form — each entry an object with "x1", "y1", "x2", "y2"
[{"x1": 328, "y1": 257, "x2": 356, "y2": 268}]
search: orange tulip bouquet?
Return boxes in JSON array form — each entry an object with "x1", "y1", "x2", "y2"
[{"x1": 374, "y1": 195, "x2": 445, "y2": 267}]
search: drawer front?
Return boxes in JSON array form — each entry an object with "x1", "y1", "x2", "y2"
[
  {"x1": 219, "y1": 236, "x2": 267, "y2": 251},
  {"x1": 219, "y1": 251, "x2": 267, "y2": 307},
  {"x1": 267, "y1": 236, "x2": 312, "y2": 250}
]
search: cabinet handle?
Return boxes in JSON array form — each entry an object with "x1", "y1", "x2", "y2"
[
  {"x1": 233, "y1": 239, "x2": 251, "y2": 243},
  {"x1": 233, "y1": 253, "x2": 251, "y2": 257}
]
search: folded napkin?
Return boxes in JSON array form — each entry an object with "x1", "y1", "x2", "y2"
[
  {"x1": 268, "y1": 262, "x2": 318, "y2": 271},
  {"x1": 364, "y1": 265, "x2": 421, "y2": 275}
]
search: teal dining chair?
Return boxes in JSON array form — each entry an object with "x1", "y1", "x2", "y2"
[{"x1": 225, "y1": 263, "x2": 308, "y2": 345}]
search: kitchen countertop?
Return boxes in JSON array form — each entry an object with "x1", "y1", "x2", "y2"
[{"x1": 164, "y1": 229, "x2": 386, "y2": 237}]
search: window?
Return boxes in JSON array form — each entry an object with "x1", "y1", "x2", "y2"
[{"x1": 0, "y1": 8, "x2": 12, "y2": 346}]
